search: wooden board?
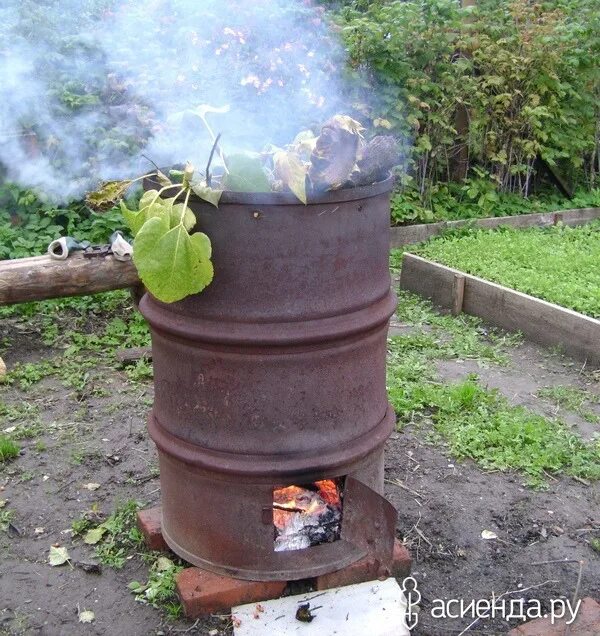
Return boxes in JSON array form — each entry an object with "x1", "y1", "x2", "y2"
[
  {"x1": 0, "y1": 253, "x2": 140, "y2": 305},
  {"x1": 390, "y1": 207, "x2": 600, "y2": 248},
  {"x1": 400, "y1": 253, "x2": 600, "y2": 366}
]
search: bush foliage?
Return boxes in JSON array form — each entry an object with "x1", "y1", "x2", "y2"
[{"x1": 338, "y1": 0, "x2": 600, "y2": 202}]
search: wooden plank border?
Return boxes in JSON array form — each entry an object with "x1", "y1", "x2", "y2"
[
  {"x1": 390, "y1": 207, "x2": 600, "y2": 248},
  {"x1": 400, "y1": 253, "x2": 600, "y2": 366}
]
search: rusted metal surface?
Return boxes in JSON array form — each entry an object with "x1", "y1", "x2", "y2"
[
  {"x1": 141, "y1": 177, "x2": 398, "y2": 581},
  {"x1": 341, "y1": 477, "x2": 398, "y2": 574}
]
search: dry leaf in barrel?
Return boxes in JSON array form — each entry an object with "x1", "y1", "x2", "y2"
[
  {"x1": 86, "y1": 179, "x2": 134, "y2": 211},
  {"x1": 291, "y1": 130, "x2": 317, "y2": 161},
  {"x1": 308, "y1": 115, "x2": 364, "y2": 191},
  {"x1": 273, "y1": 150, "x2": 308, "y2": 204}
]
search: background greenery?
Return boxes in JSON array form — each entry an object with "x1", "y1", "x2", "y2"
[
  {"x1": 1, "y1": 0, "x2": 599, "y2": 250},
  {"x1": 337, "y1": 0, "x2": 600, "y2": 222}
]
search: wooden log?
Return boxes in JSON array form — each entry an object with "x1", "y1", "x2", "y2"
[
  {"x1": 0, "y1": 253, "x2": 140, "y2": 305},
  {"x1": 400, "y1": 253, "x2": 600, "y2": 366}
]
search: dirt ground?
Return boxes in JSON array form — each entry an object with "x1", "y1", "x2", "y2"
[{"x1": 1, "y1": 300, "x2": 598, "y2": 635}]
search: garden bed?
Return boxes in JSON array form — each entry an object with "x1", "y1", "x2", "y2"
[
  {"x1": 390, "y1": 206, "x2": 600, "y2": 248},
  {"x1": 398, "y1": 221, "x2": 600, "y2": 365},
  {"x1": 400, "y1": 253, "x2": 600, "y2": 366}
]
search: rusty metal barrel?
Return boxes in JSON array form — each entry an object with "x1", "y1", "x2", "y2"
[{"x1": 140, "y1": 177, "x2": 397, "y2": 580}]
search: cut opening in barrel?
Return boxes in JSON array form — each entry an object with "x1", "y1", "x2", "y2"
[{"x1": 273, "y1": 477, "x2": 345, "y2": 552}]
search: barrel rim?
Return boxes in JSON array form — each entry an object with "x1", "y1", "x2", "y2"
[{"x1": 144, "y1": 174, "x2": 394, "y2": 206}]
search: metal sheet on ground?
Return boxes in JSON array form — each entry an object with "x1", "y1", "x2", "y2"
[{"x1": 232, "y1": 578, "x2": 409, "y2": 636}]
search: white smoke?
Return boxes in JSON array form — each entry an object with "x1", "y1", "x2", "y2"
[{"x1": 0, "y1": 0, "x2": 346, "y2": 200}]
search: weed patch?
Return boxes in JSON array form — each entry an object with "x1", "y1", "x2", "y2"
[
  {"x1": 0, "y1": 435, "x2": 19, "y2": 463},
  {"x1": 431, "y1": 378, "x2": 600, "y2": 487},
  {"x1": 0, "y1": 507, "x2": 15, "y2": 532},
  {"x1": 387, "y1": 292, "x2": 600, "y2": 486},
  {"x1": 537, "y1": 385, "x2": 599, "y2": 423},
  {"x1": 88, "y1": 500, "x2": 144, "y2": 569},
  {"x1": 129, "y1": 556, "x2": 184, "y2": 619}
]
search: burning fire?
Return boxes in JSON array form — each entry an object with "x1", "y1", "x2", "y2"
[{"x1": 273, "y1": 479, "x2": 343, "y2": 552}]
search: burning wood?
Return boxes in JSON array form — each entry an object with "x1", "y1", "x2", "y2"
[{"x1": 273, "y1": 479, "x2": 343, "y2": 552}]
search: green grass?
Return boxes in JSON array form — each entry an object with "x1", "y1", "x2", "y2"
[
  {"x1": 388, "y1": 291, "x2": 600, "y2": 487},
  {"x1": 0, "y1": 435, "x2": 19, "y2": 463},
  {"x1": 431, "y1": 378, "x2": 600, "y2": 487},
  {"x1": 1, "y1": 291, "x2": 151, "y2": 393},
  {"x1": 408, "y1": 222, "x2": 600, "y2": 318}
]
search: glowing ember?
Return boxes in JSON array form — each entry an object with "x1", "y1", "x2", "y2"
[{"x1": 273, "y1": 479, "x2": 343, "y2": 552}]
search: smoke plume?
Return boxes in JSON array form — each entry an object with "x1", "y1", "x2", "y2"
[{"x1": 0, "y1": 0, "x2": 346, "y2": 200}]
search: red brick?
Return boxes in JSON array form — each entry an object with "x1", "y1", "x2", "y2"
[
  {"x1": 137, "y1": 507, "x2": 168, "y2": 552},
  {"x1": 176, "y1": 567, "x2": 286, "y2": 618},
  {"x1": 315, "y1": 539, "x2": 412, "y2": 590},
  {"x1": 508, "y1": 598, "x2": 600, "y2": 636}
]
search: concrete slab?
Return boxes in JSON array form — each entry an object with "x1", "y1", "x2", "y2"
[{"x1": 232, "y1": 578, "x2": 410, "y2": 636}]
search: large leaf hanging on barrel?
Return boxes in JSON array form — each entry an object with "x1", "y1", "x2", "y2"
[{"x1": 133, "y1": 215, "x2": 213, "y2": 303}]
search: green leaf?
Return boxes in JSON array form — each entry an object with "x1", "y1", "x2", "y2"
[
  {"x1": 169, "y1": 202, "x2": 196, "y2": 232},
  {"x1": 155, "y1": 556, "x2": 175, "y2": 572},
  {"x1": 133, "y1": 217, "x2": 213, "y2": 303},
  {"x1": 84, "y1": 525, "x2": 107, "y2": 545},
  {"x1": 120, "y1": 201, "x2": 145, "y2": 236},
  {"x1": 128, "y1": 581, "x2": 147, "y2": 592},
  {"x1": 122, "y1": 191, "x2": 194, "y2": 236},
  {"x1": 273, "y1": 150, "x2": 307, "y2": 204},
  {"x1": 223, "y1": 154, "x2": 270, "y2": 193},
  {"x1": 190, "y1": 182, "x2": 222, "y2": 208}
]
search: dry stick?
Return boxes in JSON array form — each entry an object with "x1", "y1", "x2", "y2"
[
  {"x1": 564, "y1": 560, "x2": 585, "y2": 636},
  {"x1": 385, "y1": 477, "x2": 424, "y2": 499},
  {"x1": 205, "y1": 132, "x2": 222, "y2": 187},
  {"x1": 140, "y1": 153, "x2": 162, "y2": 174},
  {"x1": 200, "y1": 115, "x2": 229, "y2": 174},
  {"x1": 272, "y1": 503, "x2": 305, "y2": 514},
  {"x1": 530, "y1": 559, "x2": 586, "y2": 636},
  {"x1": 456, "y1": 579, "x2": 559, "y2": 636}
]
